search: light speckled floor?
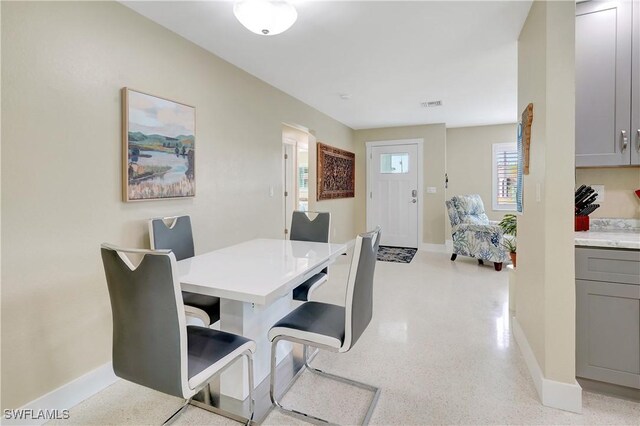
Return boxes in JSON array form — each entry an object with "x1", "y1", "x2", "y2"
[{"x1": 52, "y1": 250, "x2": 640, "y2": 425}]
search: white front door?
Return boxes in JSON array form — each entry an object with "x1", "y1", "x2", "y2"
[{"x1": 369, "y1": 143, "x2": 419, "y2": 248}]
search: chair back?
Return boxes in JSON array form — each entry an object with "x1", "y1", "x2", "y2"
[
  {"x1": 342, "y1": 227, "x2": 381, "y2": 352},
  {"x1": 100, "y1": 244, "x2": 190, "y2": 399},
  {"x1": 450, "y1": 195, "x2": 490, "y2": 225},
  {"x1": 290, "y1": 211, "x2": 330, "y2": 243},
  {"x1": 149, "y1": 215, "x2": 195, "y2": 261}
]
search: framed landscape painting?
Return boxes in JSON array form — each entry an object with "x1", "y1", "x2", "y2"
[
  {"x1": 122, "y1": 88, "x2": 195, "y2": 202},
  {"x1": 316, "y1": 142, "x2": 355, "y2": 200}
]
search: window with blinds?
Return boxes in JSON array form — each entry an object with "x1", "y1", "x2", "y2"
[{"x1": 492, "y1": 142, "x2": 518, "y2": 211}]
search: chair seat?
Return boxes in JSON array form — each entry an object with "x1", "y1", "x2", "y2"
[
  {"x1": 292, "y1": 272, "x2": 327, "y2": 301},
  {"x1": 187, "y1": 326, "x2": 256, "y2": 389},
  {"x1": 268, "y1": 302, "x2": 345, "y2": 349},
  {"x1": 182, "y1": 291, "x2": 220, "y2": 324}
]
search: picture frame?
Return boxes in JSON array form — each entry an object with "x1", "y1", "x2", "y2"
[
  {"x1": 122, "y1": 88, "x2": 196, "y2": 202},
  {"x1": 521, "y1": 103, "x2": 533, "y2": 175},
  {"x1": 316, "y1": 142, "x2": 355, "y2": 200}
]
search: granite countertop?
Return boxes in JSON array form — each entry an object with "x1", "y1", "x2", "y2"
[{"x1": 575, "y1": 218, "x2": 640, "y2": 250}]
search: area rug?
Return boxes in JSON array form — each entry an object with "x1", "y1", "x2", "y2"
[{"x1": 377, "y1": 246, "x2": 417, "y2": 263}]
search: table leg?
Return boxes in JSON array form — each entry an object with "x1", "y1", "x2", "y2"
[{"x1": 218, "y1": 295, "x2": 294, "y2": 400}]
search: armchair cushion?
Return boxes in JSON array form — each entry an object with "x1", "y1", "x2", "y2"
[{"x1": 454, "y1": 223, "x2": 503, "y2": 234}]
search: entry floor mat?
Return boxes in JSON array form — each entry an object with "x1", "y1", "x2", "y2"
[{"x1": 377, "y1": 246, "x2": 417, "y2": 263}]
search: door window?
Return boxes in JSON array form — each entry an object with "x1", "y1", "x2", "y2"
[{"x1": 380, "y1": 153, "x2": 409, "y2": 174}]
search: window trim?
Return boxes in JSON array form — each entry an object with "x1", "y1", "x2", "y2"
[{"x1": 492, "y1": 142, "x2": 517, "y2": 211}]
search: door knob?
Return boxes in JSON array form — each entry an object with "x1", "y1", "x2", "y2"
[{"x1": 411, "y1": 199, "x2": 417, "y2": 203}]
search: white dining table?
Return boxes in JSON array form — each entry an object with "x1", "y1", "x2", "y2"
[{"x1": 177, "y1": 238, "x2": 347, "y2": 419}]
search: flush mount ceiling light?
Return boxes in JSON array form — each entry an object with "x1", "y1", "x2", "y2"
[
  {"x1": 233, "y1": 0, "x2": 298, "y2": 36},
  {"x1": 420, "y1": 100, "x2": 443, "y2": 108}
]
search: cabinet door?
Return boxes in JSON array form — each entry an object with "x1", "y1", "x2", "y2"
[
  {"x1": 576, "y1": 1, "x2": 632, "y2": 166},
  {"x1": 576, "y1": 280, "x2": 640, "y2": 389},
  {"x1": 632, "y1": 0, "x2": 640, "y2": 165}
]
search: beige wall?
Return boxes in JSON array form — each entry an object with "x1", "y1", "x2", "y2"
[
  {"x1": 576, "y1": 167, "x2": 640, "y2": 219},
  {"x1": 354, "y1": 124, "x2": 447, "y2": 245},
  {"x1": 516, "y1": 0, "x2": 576, "y2": 386},
  {"x1": 0, "y1": 1, "x2": 360, "y2": 409},
  {"x1": 445, "y1": 123, "x2": 518, "y2": 236}
]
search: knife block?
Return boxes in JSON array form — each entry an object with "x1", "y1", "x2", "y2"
[{"x1": 575, "y1": 215, "x2": 589, "y2": 232}]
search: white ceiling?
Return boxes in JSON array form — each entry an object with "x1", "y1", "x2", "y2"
[{"x1": 123, "y1": 1, "x2": 532, "y2": 130}]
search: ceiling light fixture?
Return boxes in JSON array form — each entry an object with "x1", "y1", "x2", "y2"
[
  {"x1": 233, "y1": 0, "x2": 298, "y2": 36},
  {"x1": 421, "y1": 100, "x2": 443, "y2": 108}
]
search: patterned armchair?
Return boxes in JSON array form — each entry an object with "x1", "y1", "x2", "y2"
[{"x1": 445, "y1": 194, "x2": 509, "y2": 271}]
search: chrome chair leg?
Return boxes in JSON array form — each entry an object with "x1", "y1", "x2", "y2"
[
  {"x1": 270, "y1": 336, "x2": 380, "y2": 425},
  {"x1": 270, "y1": 339, "x2": 331, "y2": 424},
  {"x1": 303, "y1": 356, "x2": 380, "y2": 425},
  {"x1": 245, "y1": 350, "x2": 255, "y2": 425},
  {"x1": 162, "y1": 398, "x2": 191, "y2": 426}
]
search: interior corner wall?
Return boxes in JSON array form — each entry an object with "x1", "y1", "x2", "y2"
[
  {"x1": 516, "y1": 0, "x2": 576, "y2": 386},
  {"x1": 445, "y1": 123, "x2": 518, "y2": 237},
  {"x1": 542, "y1": 0, "x2": 576, "y2": 384},
  {"x1": 0, "y1": 1, "x2": 358, "y2": 409},
  {"x1": 353, "y1": 124, "x2": 447, "y2": 245}
]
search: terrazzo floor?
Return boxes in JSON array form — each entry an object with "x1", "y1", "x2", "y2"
[{"x1": 51, "y1": 250, "x2": 640, "y2": 425}]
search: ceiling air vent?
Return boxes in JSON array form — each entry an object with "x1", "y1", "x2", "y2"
[{"x1": 421, "y1": 100, "x2": 442, "y2": 108}]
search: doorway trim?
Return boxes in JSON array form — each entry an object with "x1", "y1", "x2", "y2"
[
  {"x1": 282, "y1": 123, "x2": 312, "y2": 237},
  {"x1": 365, "y1": 138, "x2": 424, "y2": 248}
]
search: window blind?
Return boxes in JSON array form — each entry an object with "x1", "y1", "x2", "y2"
[{"x1": 492, "y1": 143, "x2": 518, "y2": 210}]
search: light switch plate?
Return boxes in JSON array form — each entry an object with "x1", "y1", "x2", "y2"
[
  {"x1": 426, "y1": 187, "x2": 437, "y2": 194},
  {"x1": 590, "y1": 184, "x2": 605, "y2": 202}
]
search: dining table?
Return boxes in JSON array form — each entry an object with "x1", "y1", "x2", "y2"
[{"x1": 177, "y1": 238, "x2": 348, "y2": 423}]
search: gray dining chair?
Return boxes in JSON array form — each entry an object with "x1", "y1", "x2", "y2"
[
  {"x1": 289, "y1": 211, "x2": 331, "y2": 301},
  {"x1": 149, "y1": 215, "x2": 220, "y2": 326},
  {"x1": 100, "y1": 244, "x2": 255, "y2": 424},
  {"x1": 268, "y1": 227, "x2": 382, "y2": 425}
]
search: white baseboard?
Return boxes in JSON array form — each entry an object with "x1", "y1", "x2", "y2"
[
  {"x1": 419, "y1": 243, "x2": 447, "y2": 252},
  {"x1": 4, "y1": 363, "x2": 117, "y2": 425},
  {"x1": 512, "y1": 317, "x2": 582, "y2": 414}
]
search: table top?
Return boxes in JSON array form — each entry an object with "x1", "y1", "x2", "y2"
[{"x1": 177, "y1": 238, "x2": 347, "y2": 305}]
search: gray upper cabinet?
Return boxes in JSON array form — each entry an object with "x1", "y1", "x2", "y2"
[
  {"x1": 576, "y1": 1, "x2": 634, "y2": 167},
  {"x1": 632, "y1": 1, "x2": 640, "y2": 165}
]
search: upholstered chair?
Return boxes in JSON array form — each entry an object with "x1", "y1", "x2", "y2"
[{"x1": 445, "y1": 195, "x2": 509, "y2": 271}]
